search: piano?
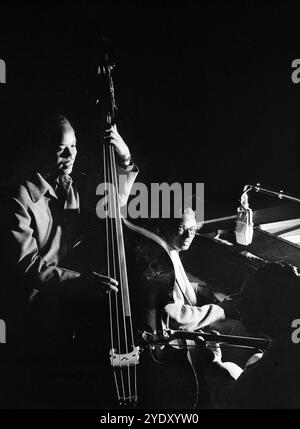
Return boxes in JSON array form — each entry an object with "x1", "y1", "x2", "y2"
[{"x1": 182, "y1": 185, "x2": 300, "y2": 299}]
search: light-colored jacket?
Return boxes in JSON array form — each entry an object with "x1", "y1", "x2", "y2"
[
  {"x1": 163, "y1": 249, "x2": 225, "y2": 331},
  {"x1": 8, "y1": 165, "x2": 138, "y2": 292}
]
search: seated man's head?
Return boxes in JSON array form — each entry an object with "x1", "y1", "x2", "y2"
[
  {"x1": 36, "y1": 114, "x2": 77, "y2": 176},
  {"x1": 240, "y1": 262, "x2": 300, "y2": 339},
  {"x1": 159, "y1": 207, "x2": 199, "y2": 252}
]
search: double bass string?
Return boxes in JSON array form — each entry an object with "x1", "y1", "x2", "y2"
[
  {"x1": 110, "y1": 147, "x2": 128, "y2": 404},
  {"x1": 111, "y1": 147, "x2": 135, "y2": 339},
  {"x1": 105, "y1": 142, "x2": 128, "y2": 403},
  {"x1": 110, "y1": 146, "x2": 128, "y2": 353},
  {"x1": 103, "y1": 145, "x2": 114, "y2": 351},
  {"x1": 108, "y1": 144, "x2": 127, "y2": 401},
  {"x1": 110, "y1": 145, "x2": 136, "y2": 403},
  {"x1": 109, "y1": 155, "x2": 127, "y2": 404},
  {"x1": 106, "y1": 142, "x2": 133, "y2": 403},
  {"x1": 103, "y1": 144, "x2": 122, "y2": 402},
  {"x1": 111, "y1": 147, "x2": 138, "y2": 404}
]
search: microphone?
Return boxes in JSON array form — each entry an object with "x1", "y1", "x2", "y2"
[{"x1": 235, "y1": 186, "x2": 254, "y2": 246}]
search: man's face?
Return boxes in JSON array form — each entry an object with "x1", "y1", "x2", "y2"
[
  {"x1": 54, "y1": 126, "x2": 77, "y2": 175},
  {"x1": 168, "y1": 216, "x2": 198, "y2": 252}
]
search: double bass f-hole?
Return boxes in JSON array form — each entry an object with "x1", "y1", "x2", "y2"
[{"x1": 98, "y1": 46, "x2": 140, "y2": 407}]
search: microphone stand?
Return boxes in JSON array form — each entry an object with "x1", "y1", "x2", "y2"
[{"x1": 246, "y1": 183, "x2": 300, "y2": 204}]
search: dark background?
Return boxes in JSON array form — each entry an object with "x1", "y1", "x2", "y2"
[{"x1": 1, "y1": 1, "x2": 300, "y2": 219}]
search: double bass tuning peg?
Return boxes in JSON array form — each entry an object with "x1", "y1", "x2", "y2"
[
  {"x1": 97, "y1": 65, "x2": 105, "y2": 75},
  {"x1": 97, "y1": 63, "x2": 115, "y2": 75}
]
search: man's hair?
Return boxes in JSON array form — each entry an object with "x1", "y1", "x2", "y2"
[
  {"x1": 39, "y1": 113, "x2": 73, "y2": 146},
  {"x1": 241, "y1": 261, "x2": 300, "y2": 338},
  {"x1": 29, "y1": 113, "x2": 74, "y2": 171},
  {"x1": 157, "y1": 207, "x2": 198, "y2": 238}
]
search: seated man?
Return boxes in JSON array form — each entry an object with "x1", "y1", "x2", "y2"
[
  {"x1": 157, "y1": 208, "x2": 226, "y2": 331},
  {"x1": 129, "y1": 208, "x2": 227, "y2": 334},
  {"x1": 2, "y1": 113, "x2": 138, "y2": 407},
  {"x1": 130, "y1": 207, "x2": 250, "y2": 372},
  {"x1": 202, "y1": 262, "x2": 300, "y2": 408}
]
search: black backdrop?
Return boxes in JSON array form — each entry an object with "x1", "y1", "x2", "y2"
[{"x1": 1, "y1": 2, "x2": 300, "y2": 218}]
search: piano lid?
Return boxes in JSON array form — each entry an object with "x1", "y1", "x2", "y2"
[{"x1": 259, "y1": 218, "x2": 300, "y2": 245}]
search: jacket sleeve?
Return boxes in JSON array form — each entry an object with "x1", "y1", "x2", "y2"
[
  {"x1": 117, "y1": 163, "x2": 139, "y2": 207},
  {"x1": 162, "y1": 301, "x2": 225, "y2": 331},
  {"x1": 8, "y1": 197, "x2": 81, "y2": 291}
]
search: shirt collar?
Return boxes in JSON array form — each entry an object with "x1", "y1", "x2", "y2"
[{"x1": 25, "y1": 172, "x2": 58, "y2": 203}]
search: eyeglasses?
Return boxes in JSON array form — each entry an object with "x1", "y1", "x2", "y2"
[{"x1": 178, "y1": 225, "x2": 198, "y2": 235}]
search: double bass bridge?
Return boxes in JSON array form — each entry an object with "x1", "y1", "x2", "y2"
[{"x1": 109, "y1": 346, "x2": 140, "y2": 368}]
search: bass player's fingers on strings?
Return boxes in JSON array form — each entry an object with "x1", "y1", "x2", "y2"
[
  {"x1": 101, "y1": 282, "x2": 118, "y2": 293},
  {"x1": 103, "y1": 125, "x2": 131, "y2": 160},
  {"x1": 91, "y1": 271, "x2": 118, "y2": 283},
  {"x1": 103, "y1": 124, "x2": 119, "y2": 140},
  {"x1": 103, "y1": 124, "x2": 117, "y2": 134},
  {"x1": 92, "y1": 271, "x2": 119, "y2": 293}
]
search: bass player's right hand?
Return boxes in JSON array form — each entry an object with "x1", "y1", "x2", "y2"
[{"x1": 64, "y1": 271, "x2": 118, "y2": 302}]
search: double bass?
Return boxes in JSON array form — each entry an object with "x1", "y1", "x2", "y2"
[{"x1": 90, "y1": 41, "x2": 202, "y2": 409}]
